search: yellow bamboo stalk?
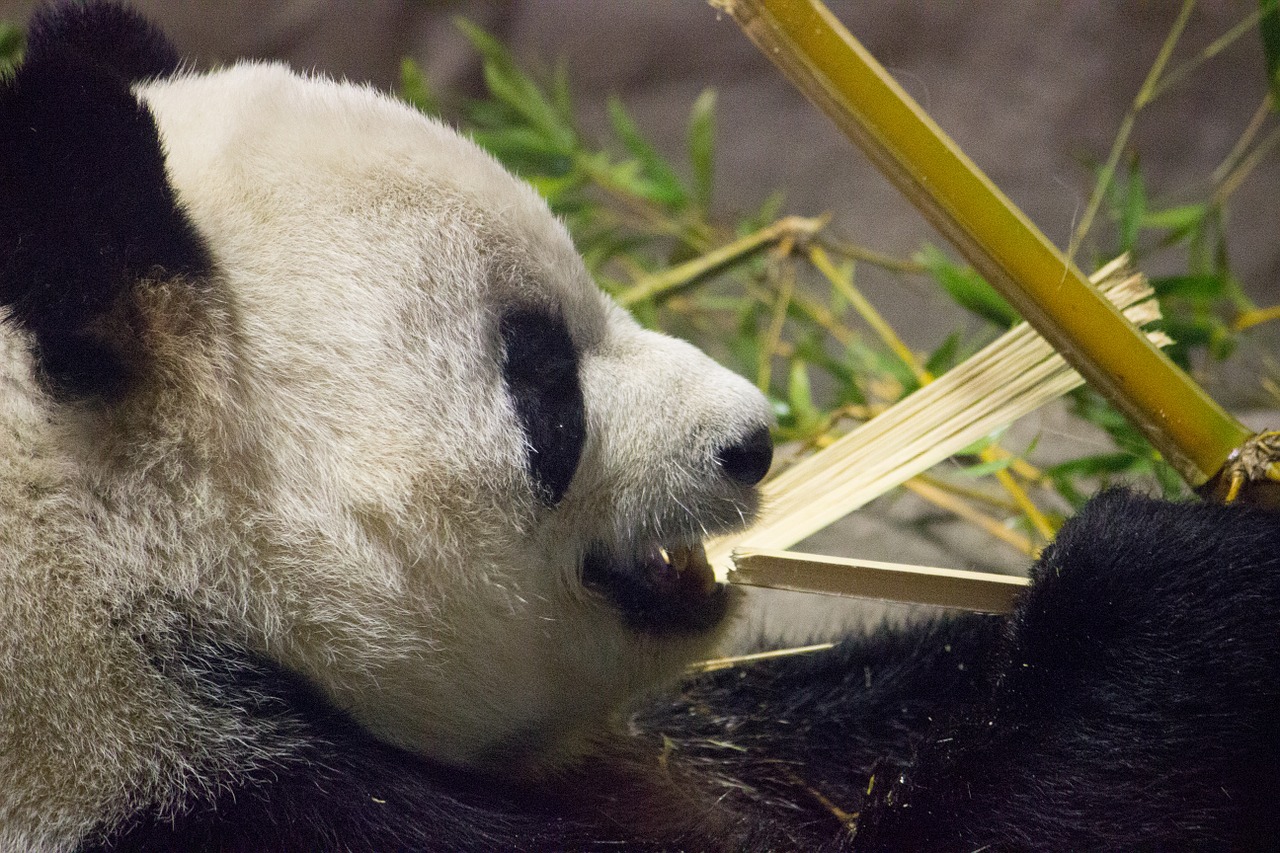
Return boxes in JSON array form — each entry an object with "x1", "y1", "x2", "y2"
[
  {"x1": 1235, "y1": 305, "x2": 1280, "y2": 332},
  {"x1": 713, "y1": 0, "x2": 1254, "y2": 488}
]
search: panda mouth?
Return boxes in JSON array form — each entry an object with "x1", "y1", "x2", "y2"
[{"x1": 581, "y1": 541, "x2": 728, "y2": 635}]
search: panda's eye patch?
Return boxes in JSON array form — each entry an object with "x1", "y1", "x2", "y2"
[{"x1": 500, "y1": 309, "x2": 586, "y2": 506}]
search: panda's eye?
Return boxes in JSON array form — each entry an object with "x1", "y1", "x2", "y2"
[{"x1": 499, "y1": 309, "x2": 586, "y2": 506}]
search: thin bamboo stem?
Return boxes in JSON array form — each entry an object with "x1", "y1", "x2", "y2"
[
  {"x1": 715, "y1": 0, "x2": 1253, "y2": 488},
  {"x1": 915, "y1": 472, "x2": 1022, "y2": 514},
  {"x1": 809, "y1": 245, "x2": 924, "y2": 383},
  {"x1": 758, "y1": 264, "x2": 794, "y2": 390},
  {"x1": 1147, "y1": 6, "x2": 1266, "y2": 104},
  {"x1": 617, "y1": 215, "x2": 824, "y2": 306},
  {"x1": 821, "y1": 238, "x2": 930, "y2": 274},
  {"x1": 1212, "y1": 94, "x2": 1273, "y2": 187},
  {"x1": 1235, "y1": 305, "x2": 1280, "y2": 331},
  {"x1": 688, "y1": 642, "x2": 837, "y2": 674},
  {"x1": 1213, "y1": 124, "x2": 1280, "y2": 206},
  {"x1": 1069, "y1": 0, "x2": 1195, "y2": 256},
  {"x1": 991, "y1": 467, "x2": 1055, "y2": 540},
  {"x1": 903, "y1": 478, "x2": 1036, "y2": 557}
]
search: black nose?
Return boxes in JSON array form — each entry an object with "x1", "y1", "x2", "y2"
[{"x1": 715, "y1": 425, "x2": 773, "y2": 486}]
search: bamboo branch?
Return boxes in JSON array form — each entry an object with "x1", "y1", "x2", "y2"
[
  {"x1": 713, "y1": 0, "x2": 1256, "y2": 489},
  {"x1": 1235, "y1": 305, "x2": 1280, "y2": 331},
  {"x1": 617, "y1": 214, "x2": 824, "y2": 306}
]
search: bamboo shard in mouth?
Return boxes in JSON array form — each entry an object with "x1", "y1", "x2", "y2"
[{"x1": 582, "y1": 541, "x2": 727, "y2": 635}]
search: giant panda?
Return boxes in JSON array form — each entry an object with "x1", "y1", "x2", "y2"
[{"x1": 1, "y1": 4, "x2": 1277, "y2": 851}]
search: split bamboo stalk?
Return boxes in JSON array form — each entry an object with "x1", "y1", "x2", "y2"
[
  {"x1": 708, "y1": 262, "x2": 1167, "y2": 574},
  {"x1": 712, "y1": 0, "x2": 1256, "y2": 490}
]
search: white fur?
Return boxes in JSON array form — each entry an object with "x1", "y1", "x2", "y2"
[{"x1": 0, "y1": 62, "x2": 770, "y2": 849}]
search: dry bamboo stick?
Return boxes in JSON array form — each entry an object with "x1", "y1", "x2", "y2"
[
  {"x1": 688, "y1": 642, "x2": 838, "y2": 674},
  {"x1": 728, "y1": 548, "x2": 1029, "y2": 615}
]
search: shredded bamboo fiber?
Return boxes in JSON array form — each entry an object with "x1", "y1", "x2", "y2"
[{"x1": 709, "y1": 257, "x2": 1168, "y2": 575}]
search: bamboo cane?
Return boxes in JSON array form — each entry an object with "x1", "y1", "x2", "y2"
[{"x1": 712, "y1": 0, "x2": 1261, "y2": 493}]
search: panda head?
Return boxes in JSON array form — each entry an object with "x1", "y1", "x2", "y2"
[{"x1": 0, "y1": 3, "x2": 772, "y2": 772}]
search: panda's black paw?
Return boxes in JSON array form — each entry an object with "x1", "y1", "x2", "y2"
[{"x1": 851, "y1": 489, "x2": 1280, "y2": 852}]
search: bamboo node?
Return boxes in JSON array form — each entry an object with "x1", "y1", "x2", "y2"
[{"x1": 1202, "y1": 430, "x2": 1280, "y2": 507}]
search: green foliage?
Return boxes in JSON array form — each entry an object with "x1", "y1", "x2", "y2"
[
  {"x1": 1050, "y1": 388, "x2": 1186, "y2": 506},
  {"x1": 399, "y1": 58, "x2": 439, "y2": 118},
  {"x1": 1261, "y1": 0, "x2": 1280, "y2": 103},
  {"x1": 914, "y1": 244, "x2": 1018, "y2": 327},
  {"x1": 0, "y1": 22, "x2": 23, "y2": 76}
]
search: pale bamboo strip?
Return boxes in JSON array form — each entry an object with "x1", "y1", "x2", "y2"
[
  {"x1": 688, "y1": 642, "x2": 838, "y2": 674},
  {"x1": 729, "y1": 548, "x2": 1030, "y2": 614}
]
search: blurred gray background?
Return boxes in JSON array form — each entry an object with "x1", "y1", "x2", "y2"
[{"x1": 3, "y1": 0, "x2": 1276, "y2": 638}]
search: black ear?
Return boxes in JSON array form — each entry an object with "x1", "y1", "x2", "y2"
[{"x1": 0, "y1": 2, "x2": 211, "y2": 399}]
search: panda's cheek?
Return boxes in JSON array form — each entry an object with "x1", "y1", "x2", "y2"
[{"x1": 499, "y1": 309, "x2": 586, "y2": 506}]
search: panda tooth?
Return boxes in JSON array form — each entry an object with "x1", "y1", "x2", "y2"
[
  {"x1": 666, "y1": 544, "x2": 706, "y2": 575},
  {"x1": 657, "y1": 546, "x2": 673, "y2": 566}
]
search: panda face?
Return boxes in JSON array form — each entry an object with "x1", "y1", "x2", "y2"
[{"x1": 124, "y1": 64, "x2": 774, "y2": 769}]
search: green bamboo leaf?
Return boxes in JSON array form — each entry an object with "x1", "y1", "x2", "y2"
[
  {"x1": 1152, "y1": 458, "x2": 1187, "y2": 498},
  {"x1": 786, "y1": 360, "x2": 822, "y2": 431},
  {"x1": 1045, "y1": 452, "x2": 1141, "y2": 478},
  {"x1": 0, "y1": 22, "x2": 23, "y2": 75},
  {"x1": 793, "y1": 334, "x2": 865, "y2": 405},
  {"x1": 456, "y1": 18, "x2": 575, "y2": 150},
  {"x1": 602, "y1": 158, "x2": 657, "y2": 199},
  {"x1": 551, "y1": 59, "x2": 574, "y2": 125},
  {"x1": 1261, "y1": 0, "x2": 1280, "y2": 103},
  {"x1": 924, "y1": 331, "x2": 961, "y2": 376},
  {"x1": 1140, "y1": 203, "x2": 1205, "y2": 233},
  {"x1": 915, "y1": 245, "x2": 1018, "y2": 327},
  {"x1": 468, "y1": 126, "x2": 574, "y2": 176},
  {"x1": 1150, "y1": 274, "x2": 1227, "y2": 301},
  {"x1": 524, "y1": 172, "x2": 587, "y2": 207},
  {"x1": 606, "y1": 97, "x2": 688, "y2": 209},
  {"x1": 399, "y1": 58, "x2": 439, "y2": 117},
  {"x1": 728, "y1": 304, "x2": 767, "y2": 379},
  {"x1": 738, "y1": 191, "x2": 786, "y2": 236},
  {"x1": 1117, "y1": 160, "x2": 1146, "y2": 253},
  {"x1": 956, "y1": 456, "x2": 1016, "y2": 478},
  {"x1": 845, "y1": 339, "x2": 920, "y2": 397},
  {"x1": 687, "y1": 88, "x2": 717, "y2": 211},
  {"x1": 769, "y1": 396, "x2": 794, "y2": 425}
]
